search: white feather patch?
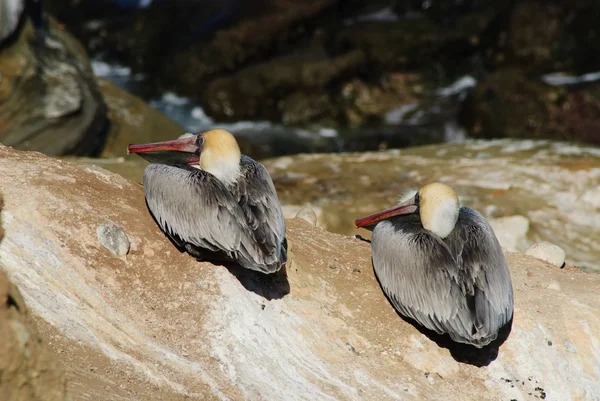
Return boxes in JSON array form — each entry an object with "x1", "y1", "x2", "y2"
[{"x1": 398, "y1": 188, "x2": 418, "y2": 204}]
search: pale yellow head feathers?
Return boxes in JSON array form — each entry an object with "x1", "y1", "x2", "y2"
[
  {"x1": 418, "y1": 182, "x2": 460, "y2": 238},
  {"x1": 198, "y1": 129, "x2": 242, "y2": 185}
]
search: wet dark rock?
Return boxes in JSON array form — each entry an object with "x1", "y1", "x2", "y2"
[
  {"x1": 281, "y1": 91, "x2": 340, "y2": 126},
  {"x1": 460, "y1": 67, "x2": 600, "y2": 146},
  {"x1": 334, "y1": 15, "x2": 484, "y2": 71},
  {"x1": 202, "y1": 47, "x2": 365, "y2": 122},
  {"x1": 164, "y1": 0, "x2": 341, "y2": 94},
  {"x1": 47, "y1": 0, "x2": 341, "y2": 97},
  {"x1": 460, "y1": 68, "x2": 565, "y2": 141},
  {"x1": 555, "y1": 89, "x2": 600, "y2": 146},
  {"x1": 506, "y1": 1, "x2": 600, "y2": 74},
  {"x1": 0, "y1": 20, "x2": 108, "y2": 156}
]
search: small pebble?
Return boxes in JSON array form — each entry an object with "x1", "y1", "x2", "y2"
[
  {"x1": 546, "y1": 280, "x2": 561, "y2": 291},
  {"x1": 295, "y1": 206, "x2": 317, "y2": 226},
  {"x1": 525, "y1": 242, "x2": 566, "y2": 268},
  {"x1": 97, "y1": 223, "x2": 130, "y2": 256}
]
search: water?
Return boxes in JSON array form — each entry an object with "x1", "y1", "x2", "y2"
[
  {"x1": 92, "y1": 59, "x2": 472, "y2": 154},
  {"x1": 541, "y1": 71, "x2": 600, "y2": 86}
]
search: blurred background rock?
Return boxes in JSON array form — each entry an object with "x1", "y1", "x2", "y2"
[{"x1": 4, "y1": 0, "x2": 600, "y2": 160}]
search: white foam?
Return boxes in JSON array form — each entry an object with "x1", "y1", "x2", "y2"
[
  {"x1": 356, "y1": 6, "x2": 399, "y2": 22},
  {"x1": 318, "y1": 128, "x2": 338, "y2": 138},
  {"x1": 384, "y1": 103, "x2": 419, "y2": 124},
  {"x1": 161, "y1": 92, "x2": 189, "y2": 106},
  {"x1": 435, "y1": 75, "x2": 477, "y2": 96},
  {"x1": 91, "y1": 60, "x2": 131, "y2": 77},
  {"x1": 191, "y1": 107, "x2": 214, "y2": 123},
  {"x1": 542, "y1": 71, "x2": 600, "y2": 86}
]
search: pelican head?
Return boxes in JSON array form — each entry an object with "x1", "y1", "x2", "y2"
[
  {"x1": 198, "y1": 129, "x2": 241, "y2": 185},
  {"x1": 127, "y1": 128, "x2": 242, "y2": 185},
  {"x1": 355, "y1": 182, "x2": 460, "y2": 238}
]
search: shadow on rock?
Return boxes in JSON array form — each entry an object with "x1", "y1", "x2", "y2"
[
  {"x1": 398, "y1": 314, "x2": 513, "y2": 367},
  {"x1": 186, "y1": 249, "x2": 291, "y2": 301},
  {"x1": 221, "y1": 262, "x2": 290, "y2": 301}
]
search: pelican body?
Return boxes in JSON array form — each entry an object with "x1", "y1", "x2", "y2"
[
  {"x1": 128, "y1": 129, "x2": 287, "y2": 274},
  {"x1": 356, "y1": 183, "x2": 513, "y2": 348}
]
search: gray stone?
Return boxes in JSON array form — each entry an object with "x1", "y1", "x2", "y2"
[{"x1": 96, "y1": 223, "x2": 130, "y2": 256}]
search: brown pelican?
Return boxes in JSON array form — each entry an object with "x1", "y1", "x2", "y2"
[
  {"x1": 128, "y1": 129, "x2": 287, "y2": 274},
  {"x1": 355, "y1": 182, "x2": 513, "y2": 348}
]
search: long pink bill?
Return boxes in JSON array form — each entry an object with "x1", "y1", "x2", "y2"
[
  {"x1": 127, "y1": 135, "x2": 199, "y2": 155},
  {"x1": 355, "y1": 198, "x2": 418, "y2": 228},
  {"x1": 127, "y1": 135, "x2": 201, "y2": 165}
]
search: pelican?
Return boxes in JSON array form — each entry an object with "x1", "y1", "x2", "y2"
[
  {"x1": 128, "y1": 129, "x2": 287, "y2": 274},
  {"x1": 355, "y1": 182, "x2": 513, "y2": 348}
]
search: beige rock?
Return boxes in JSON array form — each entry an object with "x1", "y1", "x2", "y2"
[
  {"x1": 1, "y1": 144, "x2": 600, "y2": 400},
  {"x1": 526, "y1": 242, "x2": 566, "y2": 268},
  {"x1": 0, "y1": 194, "x2": 70, "y2": 401}
]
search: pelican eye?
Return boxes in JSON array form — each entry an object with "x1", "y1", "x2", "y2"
[
  {"x1": 196, "y1": 135, "x2": 205, "y2": 148},
  {"x1": 415, "y1": 192, "x2": 420, "y2": 203}
]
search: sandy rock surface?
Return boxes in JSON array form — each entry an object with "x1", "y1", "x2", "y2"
[{"x1": 1, "y1": 144, "x2": 599, "y2": 401}]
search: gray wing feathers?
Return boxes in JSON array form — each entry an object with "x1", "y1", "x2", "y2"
[
  {"x1": 143, "y1": 163, "x2": 286, "y2": 273},
  {"x1": 372, "y1": 208, "x2": 513, "y2": 347},
  {"x1": 237, "y1": 156, "x2": 287, "y2": 265},
  {"x1": 143, "y1": 164, "x2": 242, "y2": 256},
  {"x1": 454, "y1": 208, "x2": 514, "y2": 343}
]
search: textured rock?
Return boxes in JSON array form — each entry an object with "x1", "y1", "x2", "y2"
[
  {"x1": 0, "y1": 195, "x2": 70, "y2": 401},
  {"x1": 1, "y1": 143, "x2": 600, "y2": 400},
  {"x1": 526, "y1": 242, "x2": 566, "y2": 268},
  {"x1": 201, "y1": 48, "x2": 365, "y2": 123}
]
